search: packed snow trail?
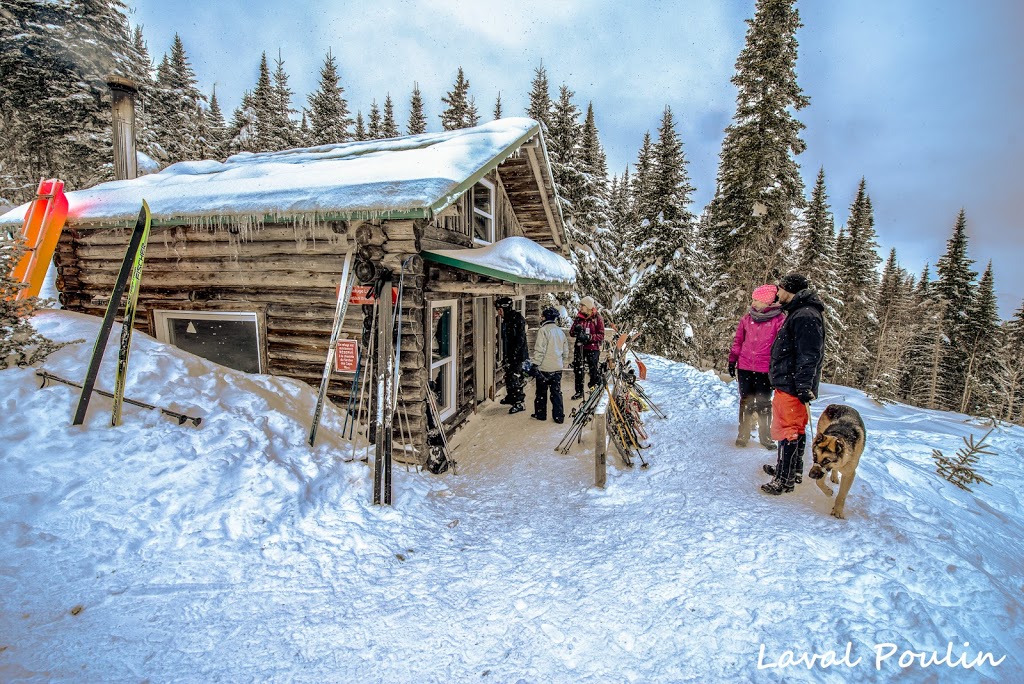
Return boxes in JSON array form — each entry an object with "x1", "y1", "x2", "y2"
[{"x1": 0, "y1": 312, "x2": 1021, "y2": 682}]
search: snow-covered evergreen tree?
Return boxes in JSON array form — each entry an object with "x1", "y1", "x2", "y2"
[
  {"x1": 354, "y1": 111, "x2": 367, "y2": 141},
  {"x1": 151, "y1": 34, "x2": 204, "y2": 162},
  {"x1": 0, "y1": 0, "x2": 138, "y2": 197},
  {"x1": 226, "y1": 90, "x2": 258, "y2": 153},
  {"x1": 616, "y1": 107, "x2": 703, "y2": 362},
  {"x1": 996, "y1": 302, "x2": 1024, "y2": 423},
  {"x1": 493, "y1": 92, "x2": 503, "y2": 120},
  {"x1": 367, "y1": 101, "x2": 383, "y2": 139},
  {"x1": 407, "y1": 83, "x2": 427, "y2": 135},
  {"x1": 381, "y1": 94, "x2": 399, "y2": 138},
  {"x1": 270, "y1": 52, "x2": 299, "y2": 148},
  {"x1": 959, "y1": 262, "x2": 1000, "y2": 415},
  {"x1": 866, "y1": 249, "x2": 916, "y2": 400},
  {"x1": 465, "y1": 96, "x2": 480, "y2": 128},
  {"x1": 903, "y1": 265, "x2": 948, "y2": 409},
  {"x1": 834, "y1": 178, "x2": 881, "y2": 386},
  {"x1": 706, "y1": 0, "x2": 809, "y2": 333},
  {"x1": 204, "y1": 87, "x2": 227, "y2": 158},
  {"x1": 306, "y1": 50, "x2": 352, "y2": 145},
  {"x1": 126, "y1": 23, "x2": 162, "y2": 167},
  {"x1": 526, "y1": 63, "x2": 551, "y2": 129},
  {"x1": 795, "y1": 167, "x2": 844, "y2": 378},
  {"x1": 440, "y1": 67, "x2": 472, "y2": 131},
  {"x1": 935, "y1": 209, "x2": 978, "y2": 409}
]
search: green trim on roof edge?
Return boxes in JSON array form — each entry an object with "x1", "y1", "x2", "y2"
[{"x1": 421, "y1": 249, "x2": 569, "y2": 286}]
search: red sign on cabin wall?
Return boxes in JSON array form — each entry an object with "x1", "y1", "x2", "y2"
[
  {"x1": 345, "y1": 285, "x2": 398, "y2": 305},
  {"x1": 334, "y1": 339, "x2": 360, "y2": 373}
]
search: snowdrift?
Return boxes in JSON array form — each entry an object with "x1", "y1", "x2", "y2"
[{"x1": 1, "y1": 310, "x2": 1022, "y2": 682}]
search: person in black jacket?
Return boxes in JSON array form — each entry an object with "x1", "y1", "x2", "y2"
[
  {"x1": 761, "y1": 273, "x2": 826, "y2": 495},
  {"x1": 496, "y1": 296, "x2": 528, "y2": 414}
]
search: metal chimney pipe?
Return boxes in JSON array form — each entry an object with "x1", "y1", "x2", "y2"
[{"x1": 107, "y1": 75, "x2": 138, "y2": 180}]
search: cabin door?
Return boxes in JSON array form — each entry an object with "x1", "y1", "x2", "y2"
[{"x1": 473, "y1": 296, "x2": 496, "y2": 402}]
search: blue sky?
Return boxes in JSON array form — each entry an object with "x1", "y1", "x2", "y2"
[{"x1": 128, "y1": 0, "x2": 1023, "y2": 317}]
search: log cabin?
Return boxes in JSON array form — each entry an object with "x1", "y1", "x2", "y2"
[{"x1": 0, "y1": 118, "x2": 574, "y2": 466}]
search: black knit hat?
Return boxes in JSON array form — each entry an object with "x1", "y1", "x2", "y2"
[
  {"x1": 542, "y1": 306, "x2": 559, "y2": 322},
  {"x1": 495, "y1": 296, "x2": 513, "y2": 310},
  {"x1": 778, "y1": 273, "x2": 810, "y2": 294}
]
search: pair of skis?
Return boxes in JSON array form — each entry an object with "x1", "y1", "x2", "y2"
[{"x1": 73, "y1": 201, "x2": 152, "y2": 427}]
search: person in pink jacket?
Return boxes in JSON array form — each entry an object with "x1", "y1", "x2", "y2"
[{"x1": 728, "y1": 284, "x2": 785, "y2": 448}]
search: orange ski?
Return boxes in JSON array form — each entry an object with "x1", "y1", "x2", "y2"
[{"x1": 10, "y1": 178, "x2": 69, "y2": 300}]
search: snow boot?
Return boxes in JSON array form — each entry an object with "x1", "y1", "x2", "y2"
[
  {"x1": 736, "y1": 396, "x2": 755, "y2": 447},
  {"x1": 509, "y1": 403, "x2": 525, "y2": 414},
  {"x1": 760, "y1": 478, "x2": 794, "y2": 495},
  {"x1": 570, "y1": 391, "x2": 584, "y2": 401},
  {"x1": 500, "y1": 395, "x2": 514, "y2": 405},
  {"x1": 762, "y1": 463, "x2": 802, "y2": 485},
  {"x1": 757, "y1": 410, "x2": 775, "y2": 450}
]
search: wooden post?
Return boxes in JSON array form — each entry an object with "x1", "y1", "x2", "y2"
[
  {"x1": 373, "y1": 276, "x2": 394, "y2": 505},
  {"x1": 595, "y1": 394, "x2": 608, "y2": 488}
]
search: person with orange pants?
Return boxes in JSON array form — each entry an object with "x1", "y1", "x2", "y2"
[{"x1": 761, "y1": 273, "x2": 826, "y2": 495}]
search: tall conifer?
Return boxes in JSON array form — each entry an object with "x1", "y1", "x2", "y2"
[
  {"x1": 407, "y1": 83, "x2": 427, "y2": 135},
  {"x1": 306, "y1": 50, "x2": 352, "y2": 145}
]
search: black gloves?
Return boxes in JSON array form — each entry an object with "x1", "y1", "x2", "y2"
[
  {"x1": 796, "y1": 389, "x2": 815, "y2": 404},
  {"x1": 727, "y1": 361, "x2": 736, "y2": 377}
]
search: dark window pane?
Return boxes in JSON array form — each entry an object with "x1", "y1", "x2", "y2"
[
  {"x1": 473, "y1": 183, "x2": 492, "y2": 215},
  {"x1": 166, "y1": 317, "x2": 260, "y2": 373},
  {"x1": 473, "y1": 213, "x2": 491, "y2": 242}
]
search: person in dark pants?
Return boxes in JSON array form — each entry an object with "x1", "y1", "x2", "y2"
[
  {"x1": 728, "y1": 284, "x2": 786, "y2": 449},
  {"x1": 569, "y1": 296, "x2": 605, "y2": 400},
  {"x1": 761, "y1": 273, "x2": 826, "y2": 495},
  {"x1": 531, "y1": 306, "x2": 571, "y2": 423},
  {"x1": 496, "y1": 296, "x2": 528, "y2": 414}
]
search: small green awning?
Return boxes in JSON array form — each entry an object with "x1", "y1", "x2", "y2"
[{"x1": 421, "y1": 236, "x2": 576, "y2": 287}]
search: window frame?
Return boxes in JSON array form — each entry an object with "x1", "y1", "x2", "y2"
[
  {"x1": 153, "y1": 309, "x2": 264, "y2": 374},
  {"x1": 428, "y1": 299, "x2": 458, "y2": 421},
  {"x1": 471, "y1": 178, "x2": 496, "y2": 245}
]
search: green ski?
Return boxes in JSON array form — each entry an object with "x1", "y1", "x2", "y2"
[{"x1": 111, "y1": 199, "x2": 152, "y2": 426}]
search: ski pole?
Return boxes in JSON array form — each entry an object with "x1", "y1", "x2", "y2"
[{"x1": 39, "y1": 371, "x2": 202, "y2": 426}]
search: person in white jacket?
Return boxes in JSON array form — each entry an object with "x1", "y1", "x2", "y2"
[{"x1": 531, "y1": 306, "x2": 572, "y2": 423}]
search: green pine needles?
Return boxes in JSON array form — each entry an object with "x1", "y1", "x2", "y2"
[{"x1": 932, "y1": 428, "x2": 996, "y2": 492}]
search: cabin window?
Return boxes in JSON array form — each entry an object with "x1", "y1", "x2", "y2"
[
  {"x1": 153, "y1": 310, "x2": 262, "y2": 374},
  {"x1": 429, "y1": 299, "x2": 457, "y2": 420},
  {"x1": 472, "y1": 178, "x2": 495, "y2": 244}
]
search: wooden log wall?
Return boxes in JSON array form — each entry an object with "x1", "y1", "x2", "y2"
[{"x1": 54, "y1": 217, "x2": 432, "y2": 464}]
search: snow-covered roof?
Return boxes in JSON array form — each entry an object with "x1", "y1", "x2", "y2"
[
  {"x1": 423, "y1": 236, "x2": 576, "y2": 285},
  {"x1": 0, "y1": 118, "x2": 544, "y2": 228}
]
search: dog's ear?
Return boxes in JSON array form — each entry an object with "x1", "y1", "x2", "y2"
[{"x1": 813, "y1": 434, "x2": 826, "y2": 448}]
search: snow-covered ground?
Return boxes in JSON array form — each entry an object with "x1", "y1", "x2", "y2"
[{"x1": 1, "y1": 311, "x2": 1022, "y2": 682}]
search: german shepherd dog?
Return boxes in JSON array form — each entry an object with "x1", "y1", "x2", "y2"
[{"x1": 808, "y1": 404, "x2": 866, "y2": 519}]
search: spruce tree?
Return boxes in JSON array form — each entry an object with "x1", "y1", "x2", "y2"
[
  {"x1": 493, "y1": 92, "x2": 503, "y2": 120},
  {"x1": 354, "y1": 111, "x2": 367, "y2": 141},
  {"x1": 465, "y1": 96, "x2": 480, "y2": 127},
  {"x1": 367, "y1": 101, "x2": 383, "y2": 139},
  {"x1": 526, "y1": 63, "x2": 551, "y2": 128},
  {"x1": 151, "y1": 34, "x2": 204, "y2": 162},
  {"x1": 903, "y1": 265, "x2": 948, "y2": 409},
  {"x1": 306, "y1": 50, "x2": 352, "y2": 145},
  {"x1": 707, "y1": 0, "x2": 809, "y2": 331},
  {"x1": 271, "y1": 51, "x2": 299, "y2": 148},
  {"x1": 440, "y1": 67, "x2": 472, "y2": 131},
  {"x1": 866, "y1": 249, "x2": 916, "y2": 400},
  {"x1": 127, "y1": 23, "x2": 161, "y2": 167},
  {"x1": 381, "y1": 94, "x2": 399, "y2": 138},
  {"x1": 935, "y1": 209, "x2": 978, "y2": 409},
  {"x1": 226, "y1": 90, "x2": 258, "y2": 153},
  {"x1": 795, "y1": 167, "x2": 843, "y2": 378},
  {"x1": 996, "y1": 302, "x2": 1024, "y2": 423},
  {"x1": 0, "y1": 0, "x2": 138, "y2": 196},
  {"x1": 959, "y1": 262, "x2": 1000, "y2": 415},
  {"x1": 250, "y1": 52, "x2": 277, "y2": 151},
  {"x1": 616, "y1": 107, "x2": 702, "y2": 362},
  {"x1": 205, "y1": 87, "x2": 227, "y2": 157},
  {"x1": 834, "y1": 178, "x2": 881, "y2": 386},
  {"x1": 407, "y1": 83, "x2": 427, "y2": 135}
]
